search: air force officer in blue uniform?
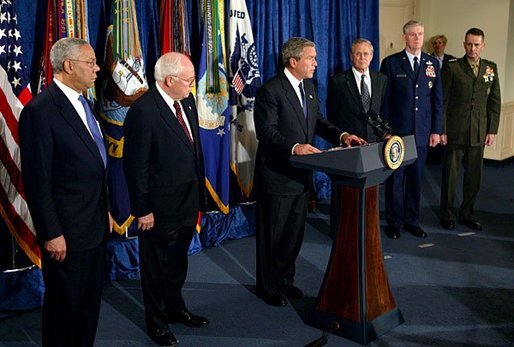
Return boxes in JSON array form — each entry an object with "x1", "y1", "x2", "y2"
[{"x1": 380, "y1": 20, "x2": 443, "y2": 239}]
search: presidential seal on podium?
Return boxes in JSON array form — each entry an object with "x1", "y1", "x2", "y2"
[{"x1": 384, "y1": 135, "x2": 405, "y2": 170}]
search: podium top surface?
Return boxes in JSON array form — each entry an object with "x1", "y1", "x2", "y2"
[{"x1": 290, "y1": 135, "x2": 417, "y2": 183}]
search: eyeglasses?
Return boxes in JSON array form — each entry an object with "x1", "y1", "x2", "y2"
[
  {"x1": 171, "y1": 75, "x2": 196, "y2": 87},
  {"x1": 68, "y1": 59, "x2": 97, "y2": 68}
]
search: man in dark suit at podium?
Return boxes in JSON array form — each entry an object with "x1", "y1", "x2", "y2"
[
  {"x1": 380, "y1": 20, "x2": 443, "y2": 239},
  {"x1": 254, "y1": 37, "x2": 365, "y2": 307},
  {"x1": 328, "y1": 38, "x2": 387, "y2": 142}
]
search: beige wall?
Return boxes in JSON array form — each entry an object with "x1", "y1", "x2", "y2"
[
  {"x1": 380, "y1": 0, "x2": 514, "y2": 103},
  {"x1": 380, "y1": 0, "x2": 514, "y2": 159},
  {"x1": 416, "y1": 0, "x2": 512, "y2": 103}
]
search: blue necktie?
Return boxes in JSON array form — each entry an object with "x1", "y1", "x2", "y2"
[
  {"x1": 299, "y1": 82, "x2": 307, "y2": 118},
  {"x1": 413, "y1": 56, "x2": 420, "y2": 76},
  {"x1": 78, "y1": 95, "x2": 107, "y2": 167}
]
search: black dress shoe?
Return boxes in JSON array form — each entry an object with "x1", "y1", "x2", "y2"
[
  {"x1": 280, "y1": 285, "x2": 304, "y2": 299},
  {"x1": 170, "y1": 309, "x2": 209, "y2": 327},
  {"x1": 440, "y1": 219, "x2": 456, "y2": 230},
  {"x1": 385, "y1": 226, "x2": 400, "y2": 239},
  {"x1": 258, "y1": 291, "x2": 288, "y2": 306},
  {"x1": 403, "y1": 224, "x2": 427, "y2": 238},
  {"x1": 148, "y1": 329, "x2": 178, "y2": 346},
  {"x1": 460, "y1": 220, "x2": 482, "y2": 231}
]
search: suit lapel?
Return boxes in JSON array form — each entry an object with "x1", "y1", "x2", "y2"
[
  {"x1": 459, "y1": 57, "x2": 476, "y2": 80},
  {"x1": 369, "y1": 71, "x2": 382, "y2": 114},
  {"x1": 400, "y1": 51, "x2": 416, "y2": 81},
  {"x1": 151, "y1": 86, "x2": 195, "y2": 153},
  {"x1": 344, "y1": 70, "x2": 363, "y2": 111},
  {"x1": 49, "y1": 84, "x2": 104, "y2": 168},
  {"x1": 279, "y1": 73, "x2": 307, "y2": 134},
  {"x1": 181, "y1": 96, "x2": 201, "y2": 147}
]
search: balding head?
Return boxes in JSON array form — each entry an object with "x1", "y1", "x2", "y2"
[{"x1": 154, "y1": 52, "x2": 195, "y2": 101}]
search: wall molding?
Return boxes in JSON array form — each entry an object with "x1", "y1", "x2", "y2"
[{"x1": 484, "y1": 101, "x2": 514, "y2": 160}]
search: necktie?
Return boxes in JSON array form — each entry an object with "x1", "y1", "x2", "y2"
[
  {"x1": 413, "y1": 56, "x2": 419, "y2": 76},
  {"x1": 173, "y1": 101, "x2": 193, "y2": 144},
  {"x1": 472, "y1": 63, "x2": 479, "y2": 77},
  {"x1": 78, "y1": 95, "x2": 107, "y2": 167},
  {"x1": 360, "y1": 74, "x2": 371, "y2": 112},
  {"x1": 299, "y1": 82, "x2": 307, "y2": 118}
]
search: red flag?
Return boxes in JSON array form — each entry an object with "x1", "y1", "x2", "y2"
[
  {"x1": 0, "y1": 0, "x2": 41, "y2": 267},
  {"x1": 159, "y1": 0, "x2": 191, "y2": 56}
]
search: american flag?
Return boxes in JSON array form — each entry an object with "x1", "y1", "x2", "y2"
[
  {"x1": 232, "y1": 68, "x2": 246, "y2": 95},
  {"x1": 0, "y1": 0, "x2": 41, "y2": 267}
]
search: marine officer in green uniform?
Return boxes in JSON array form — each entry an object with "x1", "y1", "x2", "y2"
[{"x1": 440, "y1": 28, "x2": 501, "y2": 231}]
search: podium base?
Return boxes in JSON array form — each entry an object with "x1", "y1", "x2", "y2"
[{"x1": 306, "y1": 307, "x2": 404, "y2": 345}]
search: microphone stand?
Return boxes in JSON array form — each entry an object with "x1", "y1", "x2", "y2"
[{"x1": 366, "y1": 111, "x2": 393, "y2": 141}]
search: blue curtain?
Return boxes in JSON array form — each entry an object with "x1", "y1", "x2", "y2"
[
  {"x1": 247, "y1": 0, "x2": 379, "y2": 198},
  {"x1": 3, "y1": 0, "x2": 379, "y2": 311},
  {"x1": 15, "y1": 0, "x2": 378, "y2": 196}
]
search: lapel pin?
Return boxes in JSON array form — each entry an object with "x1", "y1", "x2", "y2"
[
  {"x1": 188, "y1": 106, "x2": 192, "y2": 110},
  {"x1": 309, "y1": 94, "x2": 313, "y2": 99}
]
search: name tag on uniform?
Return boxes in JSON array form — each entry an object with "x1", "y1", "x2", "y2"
[{"x1": 396, "y1": 74, "x2": 407, "y2": 78}]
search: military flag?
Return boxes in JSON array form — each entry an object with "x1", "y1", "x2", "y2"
[
  {"x1": 98, "y1": 0, "x2": 148, "y2": 236},
  {"x1": 197, "y1": 0, "x2": 230, "y2": 214},
  {"x1": 228, "y1": 0, "x2": 261, "y2": 199},
  {"x1": 160, "y1": 0, "x2": 191, "y2": 56},
  {"x1": 36, "y1": 0, "x2": 91, "y2": 93},
  {"x1": 0, "y1": 0, "x2": 40, "y2": 267}
]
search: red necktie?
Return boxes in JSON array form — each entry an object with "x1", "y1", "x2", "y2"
[{"x1": 173, "y1": 101, "x2": 193, "y2": 144}]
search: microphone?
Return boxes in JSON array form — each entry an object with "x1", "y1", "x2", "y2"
[
  {"x1": 304, "y1": 321, "x2": 341, "y2": 347},
  {"x1": 366, "y1": 110, "x2": 393, "y2": 140}
]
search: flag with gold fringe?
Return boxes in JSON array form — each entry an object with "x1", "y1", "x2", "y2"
[
  {"x1": 98, "y1": 0, "x2": 148, "y2": 236},
  {"x1": 196, "y1": 0, "x2": 230, "y2": 214}
]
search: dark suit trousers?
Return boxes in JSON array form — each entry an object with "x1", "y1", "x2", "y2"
[
  {"x1": 256, "y1": 190, "x2": 309, "y2": 295},
  {"x1": 138, "y1": 223, "x2": 195, "y2": 331},
  {"x1": 41, "y1": 243, "x2": 105, "y2": 347},
  {"x1": 385, "y1": 145, "x2": 428, "y2": 228},
  {"x1": 440, "y1": 144, "x2": 484, "y2": 222}
]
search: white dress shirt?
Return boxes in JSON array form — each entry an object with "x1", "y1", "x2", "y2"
[
  {"x1": 53, "y1": 78, "x2": 102, "y2": 139},
  {"x1": 352, "y1": 67, "x2": 372, "y2": 98}
]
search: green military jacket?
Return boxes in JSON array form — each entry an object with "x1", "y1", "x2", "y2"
[{"x1": 441, "y1": 56, "x2": 501, "y2": 146}]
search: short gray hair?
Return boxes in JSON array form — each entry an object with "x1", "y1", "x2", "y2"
[
  {"x1": 50, "y1": 37, "x2": 88, "y2": 73},
  {"x1": 282, "y1": 37, "x2": 315, "y2": 67},
  {"x1": 351, "y1": 38, "x2": 374, "y2": 54},
  {"x1": 154, "y1": 52, "x2": 186, "y2": 82},
  {"x1": 403, "y1": 20, "x2": 424, "y2": 34}
]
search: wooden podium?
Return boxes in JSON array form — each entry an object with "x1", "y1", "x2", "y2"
[{"x1": 290, "y1": 135, "x2": 417, "y2": 344}]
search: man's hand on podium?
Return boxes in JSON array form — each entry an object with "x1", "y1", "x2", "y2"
[
  {"x1": 293, "y1": 144, "x2": 322, "y2": 156},
  {"x1": 342, "y1": 133, "x2": 367, "y2": 147}
]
